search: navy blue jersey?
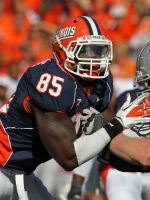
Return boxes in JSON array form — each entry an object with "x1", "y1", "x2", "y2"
[
  {"x1": 113, "y1": 87, "x2": 141, "y2": 113},
  {"x1": 0, "y1": 59, "x2": 113, "y2": 174}
]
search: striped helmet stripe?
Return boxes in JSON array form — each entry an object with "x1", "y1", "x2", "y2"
[{"x1": 80, "y1": 16, "x2": 101, "y2": 35}]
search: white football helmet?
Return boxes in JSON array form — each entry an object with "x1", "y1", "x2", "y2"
[{"x1": 134, "y1": 41, "x2": 150, "y2": 87}]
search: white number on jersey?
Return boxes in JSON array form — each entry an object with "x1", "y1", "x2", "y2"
[{"x1": 36, "y1": 73, "x2": 64, "y2": 97}]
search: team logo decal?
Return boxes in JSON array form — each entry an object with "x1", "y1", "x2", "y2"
[{"x1": 57, "y1": 26, "x2": 76, "y2": 40}]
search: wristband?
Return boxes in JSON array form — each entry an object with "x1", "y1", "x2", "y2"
[{"x1": 104, "y1": 117, "x2": 123, "y2": 139}]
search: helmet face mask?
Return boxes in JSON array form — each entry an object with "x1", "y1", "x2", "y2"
[
  {"x1": 53, "y1": 16, "x2": 113, "y2": 80},
  {"x1": 134, "y1": 41, "x2": 150, "y2": 88},
  {"x1": 65, "y1": 35, "x2": 112, "y2": 79}
]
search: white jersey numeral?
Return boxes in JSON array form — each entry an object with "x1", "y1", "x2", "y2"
[{"x1": 36, "y1": 73, "x2": 64, "y2": 97}]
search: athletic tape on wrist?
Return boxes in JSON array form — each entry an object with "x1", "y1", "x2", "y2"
[{"x1": 104, "y1": 117, "x2": 123, "y2": 139}]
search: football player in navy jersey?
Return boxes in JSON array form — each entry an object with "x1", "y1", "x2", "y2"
[{"x1": 0, "y1": 16, "x2": 149, "y2": 200}]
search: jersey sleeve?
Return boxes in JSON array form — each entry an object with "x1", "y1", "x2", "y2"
[{"x1": 26, "y1": 66, "x2": 77, "y2": 113}]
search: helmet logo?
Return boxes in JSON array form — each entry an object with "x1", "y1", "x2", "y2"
[{"x1": 57, "y1": 26, "x2": 76, "y2": 40}]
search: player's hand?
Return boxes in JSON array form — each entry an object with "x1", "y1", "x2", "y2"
[
  {"x1": 81, "y1": 93, "x2": 150, "y2": 139},
  {"x1": 116, "y1": 92, "x2": 150, "y2": 128},
  {"x1": 81, "y1": 107, "x2": 107, "y2": 135}
]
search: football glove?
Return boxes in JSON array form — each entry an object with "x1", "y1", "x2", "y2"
[
  {"x1": 81, "y1": 92, "x2": 150, "y2": 138},
  {"x1": 81, "y1": 107, "x2": 107, "y2": 135},
  {"x1": 115, "y1": 92, "x2": 150, "y2": 128}
]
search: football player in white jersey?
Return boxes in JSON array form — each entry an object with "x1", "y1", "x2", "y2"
[{"x1": 81, "y1": 41, "x2": 150, "y2": 200}]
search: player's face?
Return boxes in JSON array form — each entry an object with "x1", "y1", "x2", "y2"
[
  {"x1": 77, "y1": 45, "x2": 109, "y2": 79},
  {"x1": 78, "y1": 45, "x2": 109, "y2": 59}
]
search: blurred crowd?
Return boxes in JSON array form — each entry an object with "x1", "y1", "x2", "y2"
[{"x1": 0, "y1": 0, "x2": 150, "y2": 105}]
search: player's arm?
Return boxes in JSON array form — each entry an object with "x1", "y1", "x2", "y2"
[
  {"x1": 110, "y1": 133, "x2": 150, "y2": 166},
  {"x1": 31, "y1": 105, "x2": 78, "y2": 171},
  {"x1": 67, "y1": 107, "x2": 113, "y2": 200},
  {"x1": 31, "y1": 92, "x2": 150, "y2": 171},
  {"x1": 31, "y1": 104, "x2": 113, "y2": 171}
]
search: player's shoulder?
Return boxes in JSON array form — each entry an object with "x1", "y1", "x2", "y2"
[
  {"x1": 95, "y1": 70, "x2": 113, "y2": 86},
  {"x1": 26, "y1": 59, "x2": 59, "y2": 75},
  {"x1": 21, "y1": 59, "x2": 81, "y2": 112},
  {"x1": 114, "y1": 87, "x2": 141, "y2": 113},
  {"x1": 25, "y1": 59, "x2": 76, "y2": 86},
  {"x1": 118, "y1": 87, "x2": 141, "y2": 100},
  {"x1": 106, "y1": 70, "x2": 113, "y2": 83},
  {"x1": 99, "y1": 70, "x2": 113, "y2": 84}
]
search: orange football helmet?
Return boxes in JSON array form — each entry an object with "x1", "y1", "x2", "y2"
[{"x1": 52, "y1": 16, "x2": 113, "y2": 79}]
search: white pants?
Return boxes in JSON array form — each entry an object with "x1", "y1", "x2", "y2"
[
  {"x1": 35, "y1": 159, "x2": 73, "y2": 200},
  {"x1": 105, "y1": 168, "x2": 150, "y2": 200},
  {"x1": 0, "y1": 168, "x2": 52, "y2": 200}
]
